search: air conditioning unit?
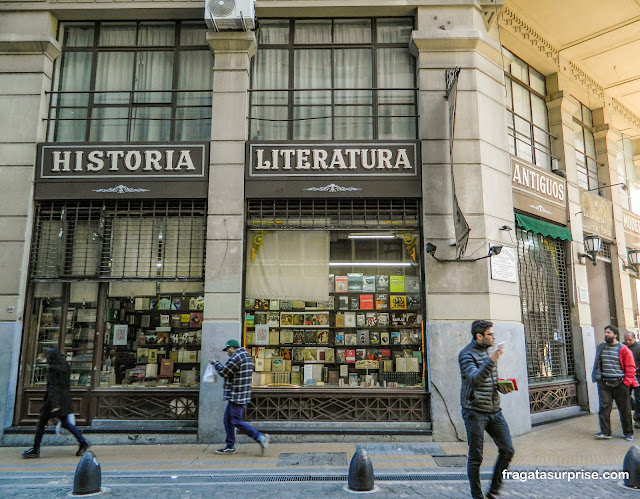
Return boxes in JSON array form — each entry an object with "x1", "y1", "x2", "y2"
[{"x1": 205, "y1": 0, "x2": 256, "y2": 31}]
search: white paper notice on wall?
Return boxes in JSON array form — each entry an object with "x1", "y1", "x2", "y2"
[
  {"x1": 578, "y1": 286, "x2": 590, "y2": 303},
  {"x1": 490, "y1": 246, "x2": 517, "y2": 283}
]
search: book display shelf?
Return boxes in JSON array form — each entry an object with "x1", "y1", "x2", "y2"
[
  {"x1": 245, "y1": 273, "x2": 424, "y2": 389},
  {"x1": 102, "y1": 294, "x2": 204, "y2": 388}
]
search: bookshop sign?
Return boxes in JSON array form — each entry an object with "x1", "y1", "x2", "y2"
[
  {"x1": 35, "y1": 142, "x2": 209, "y2": 200},
  {"x1": 245, "y1": 141, "x2": 421, "y2": 198}
]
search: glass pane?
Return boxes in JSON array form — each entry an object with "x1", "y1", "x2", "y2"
[
  {"x1": 253, "y1": 90, "x2": 288, "y2": 106},
  {"x1": 534, "y1": 128, "x2": 551, "y2": 170},
  {"x1": 58, "y1": 52, "x2": 92, "y2": 107},
  {"x1": 293, "y1": 106, "x2": 331, "y2": 140},
  {"x1": 335, "y1": 89, "x2": 371, "y2": 106},
  {"x1": 378, "y1": 104, "x2": 416, "y2": 140},
  {"x1": 89, "y1": 107, "x2": 129, "y2": 141},
  {"x1": 294, "y1": 20, "x2": 332, "y2": 44},
  {"x1": 376, "y1": 18, "x2": 413, "y2": 43},
  {"x1": 64, "y1": 25, "x2": 94, "y2": 47},
  {"x1": 253, "y1": 49, "x2": 289, "y2": 90},
  {"x1": 377, "y1": 48, "x2": 414, "y2": 103},
  {"x1": 334, "y1": 19, "x2": 371, "y2": 43},
  {"x1": 53, "y1": 108, "x2": 88, "y2": 142},
  {"x1": 335, "y1": 48, "x2": 372, "y2": 94},
  {"x1": 178, "y1": 51, "x2": 213, "y2": 102},
  {"x1": 180, "y1": 23, "x2": 208, "y2": 46},
  {"x1": 69, "y1": 221, "x2": 100, "y2": 276},
  {"x1": 582, "y1": 105, "x2": 593, "y2": 127},
  {"x1": 134, "y1": 51, "x2": 173, "y2": 103},
  {"x1": 509, "y1": 54, "x2": 529, "y2": 84},
  {"x1": 585, "y1": 131, "x2": 596, "y2": 159},
  {"x1": 250, "y1": 105, "x2": 288, "y2": 140},
  {"x1": 130, "y1": 106, "x2": 171, "y2": 141},
  {"x1": 27, "y1": 298, "x2": 64, "y2": 386},
  {"x1": 505, "y1": 78, "x2": 513, "y2": 110},
  {"x1": 175, "y1": 107, "x2": 211, "y2": 141},
  {"x1": 138, "y1": 22, "x2": 175, "y2": 46},
  {"x1": 531, "y1": 94, "x2": 548, "y2": 129},
  {"x1": 95, "y1": 52, "x2": 135, "y2": 104},
  {"x1": 99, "y1": 23, "x2": 136, "y2": 46},
  {"x1": 257, "y1": 20, "x2": 290, "y2": 44},
  {"x1": 529, "y1": 67, "x2": 546, "y2": 95},
  {"x1": 294, "y1": 49, "x2": 331, "y2": 104},
  {"x1": 65, "y1": 299, "x2": 98, "y2": 387},
  {"x1": 335, "y1": 106, "x2": 373, "y2": 139},
  {"x1": 573, "y1": 121, "x2": 585, "y2": 154},
  {"x1": 511, "y1": 82, "x2": 531, "y2": 121}
]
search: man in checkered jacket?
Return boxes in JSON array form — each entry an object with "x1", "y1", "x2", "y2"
[{"x1": 211, "y1": 339, "x2": 269, "y2": 455}]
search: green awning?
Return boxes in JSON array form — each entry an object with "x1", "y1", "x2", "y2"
[{"x1": 516, "y1": 213, "x2": 572, "y2": 241}]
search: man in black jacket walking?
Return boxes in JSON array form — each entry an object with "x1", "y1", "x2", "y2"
[{"x1": 459, "y1": 320, "x2": 514, "y2": 499}]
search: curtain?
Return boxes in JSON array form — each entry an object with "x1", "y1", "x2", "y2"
[
  {"x1": 294, "y1": 49, "x2": 331, "y2": 139},
  {"x1": 160, "y1": 218, "x2": 205, "y2": 278},
  {"x1": 246, "y1": 231, "x2": 330, "y2": 301},
  {"x1": 334, "y1": 48, "x2": 372, "y2": 139},
  {"x1": 377, "y1": 48, "x2": 415, "y2": 139},
  {"x1": 110, "y1": 218, "x2": 155, "y2": 278},
  {"x1": 251, "y1": 49, "x2": 288, "y2": 140}
]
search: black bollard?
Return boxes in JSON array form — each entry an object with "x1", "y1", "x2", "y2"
[
  {"x1": 623, "y1": 445, "x2": 640, "y2": 489},
  {"x1": 347, "y1": 448, "x2": 375, "y2": 492},
  {"x1": 73, "y1": 451, "x2": 101, "y2": 495}
]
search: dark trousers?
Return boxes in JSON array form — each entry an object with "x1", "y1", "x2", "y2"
[
  {"x1": 223, "y1": 402, "x2": 261, "y2": 448},
  {"x1": 598, "y1": 380, "x2": 633, "y2": 436},
  {"x1": 33, "y1": 403, "x2": 86, "y2": 451},
  {"x1": 631, "y1": 376, "x2": 640, "y2": 423},
  {"x1": 462, "y1": 407, "x2": 514, "y2": 499}
]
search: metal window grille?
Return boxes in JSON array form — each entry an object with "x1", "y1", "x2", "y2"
[
  {"x1": 246, "y1": 199, "x2": 420, "y2": 229},
  {"x1": 517, "y1": 227, "x2": 575, "y2": 382},
  {"x1": 30, "y1": 200, "x2": 206, "y2": 280},
  {"x1": 599, "y1": 241, "x2": 612, "y2": 261}
]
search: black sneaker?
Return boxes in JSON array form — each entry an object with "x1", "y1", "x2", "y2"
[
  {"x1": 22, "y1": 448, "x2": 40, "y2": 459},
  {"x1": 76, "y1": 440, "x2": 91, "y2": 456},
  {"x1": 215, "y1": 447, "x2": 235, "y2": 454}
]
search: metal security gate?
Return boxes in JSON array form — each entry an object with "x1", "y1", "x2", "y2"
[{"x1": 516, "y1": 227, "x2": 578, "y2": 413}]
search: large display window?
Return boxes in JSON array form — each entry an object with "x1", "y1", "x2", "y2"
[{"x1": 244, "y1": 229, "x2": 424, "y2": 389}]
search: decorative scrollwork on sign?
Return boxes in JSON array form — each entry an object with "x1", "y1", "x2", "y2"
[
  {"x1": 92, "y1": 185, "x2": 150, "y2": 194},
  {"x1": 251, "y1": 230, "x2": 267, "y2": 262},
  {"x1": 403, "y1": 233, "x2": 417, "y2": 262},
  {"x1": 304, "y1": 184, "x2": 362, "y2": 193}
]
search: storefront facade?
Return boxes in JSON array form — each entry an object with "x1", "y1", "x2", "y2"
[{"x1": 2, "y1": 1, "x2": 640, "y2": 443}]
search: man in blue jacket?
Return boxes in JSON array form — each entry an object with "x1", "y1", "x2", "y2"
[
  {"x1": 211, "y1": 339, "x2": 269, "y2": 455},
  {"x1": 459, "y1": 320, "x2": 514, "y2": 499}
]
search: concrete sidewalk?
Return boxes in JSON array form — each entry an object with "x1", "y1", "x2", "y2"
[{"x1": 0, "y1": 413, "x2": 638, "y2": 498}]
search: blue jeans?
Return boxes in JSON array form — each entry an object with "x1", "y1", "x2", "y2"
[
  {"x1": 223, "y1": 402, "x2": 261, "y2": 448},
  {"x1": 462, "y1": 407, "x2": 514, "y2": 499}
]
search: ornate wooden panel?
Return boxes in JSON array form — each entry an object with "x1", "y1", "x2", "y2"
[
  {"x1": 246, "y1": 389, "x2": 429, "y2": 422},
  {"x1": 529, "y1": 381, "x2": 578, "y2": 413},
  {"x1": 94, "y1": 390, "x2": 199, "y2": 420},
  {"x1": 17, "y1": 389, "x2": 89, "y2": 426}
]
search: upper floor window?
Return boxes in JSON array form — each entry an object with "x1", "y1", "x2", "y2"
[
  {"x1": 504, "y1": 50, "x2": 552, "y2": 169},
  {"x1": 48, "y1": 22, "x2": 213, "y2": 143},
  {"x1": 250, "y1": 18, "x2": 417, "y2": 141},
  {"x1": 568, "y1": 97, "x2": 599, "y2": 190},
  {"x1": 617, "y1": 135, "x2": 640, "y2": 213}
]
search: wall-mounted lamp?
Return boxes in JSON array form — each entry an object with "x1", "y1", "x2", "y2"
[
  {"x1": 426, "y1": 242, "x2": 503, "y2": 263},
  {"x1": 577, "y1": 234, "x2": 603, "y2": 266},
  {"x1": 622, "y1": 249, "x2": 640, "y2": 274},
  {"x1": 588, "y1": 182, "x2": 627, "y2": 192}
]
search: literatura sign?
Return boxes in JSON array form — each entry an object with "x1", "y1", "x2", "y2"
[
  {"x1": 35, "y1": 143, "x2": 209, "y2": 200},
  {"x1": 38, "y1": 144, "x2": 206, "y2": 178},
  {"x1": 248, "y1": 142, "x2": 418, "y2": 177}
]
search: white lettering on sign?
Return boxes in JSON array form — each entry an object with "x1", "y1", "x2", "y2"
[
  {"x1": 512, "y1": 161, "x2": 565, "y2": 201},
  {"x1": 253, "y1": 147, "x2": 414, "y2": 173},
  {"x1": 49, "y1": 149, "x2": 196, "y2": 174},
  {"x1": 623, "y1": 213, "x2": 640, "y2": 234}
]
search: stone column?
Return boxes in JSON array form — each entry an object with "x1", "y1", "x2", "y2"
[
  {"x1": 411, "y1": 2, "x2": 530, "y2": 441},
  {"x1": 592, "y1": 115, "x2": 635, "y2": 329},
  {"x1": 0, "y1": 12, "x2": 60, "y2": 433},
  {"x1": 198, "y1": 31, "x2": 256, "y2": 443},
  {"x1": 546, "y1": 86, "x2": 598, "y2": 413}
]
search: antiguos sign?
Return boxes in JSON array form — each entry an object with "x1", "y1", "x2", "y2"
[
  {"x1": 511, "y1": 157, "x2": 567, "y2": 224},
  {"x1": 248, "y1": 143, "x2": 418, "y2": 177}
]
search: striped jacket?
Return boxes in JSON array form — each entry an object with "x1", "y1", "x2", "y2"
[
  {"x1": 459, "y1": 340, "x2": 500, "y2": 413},
  {"x1": 213, "y1": 347, "x2": 254, "y2": 404}
]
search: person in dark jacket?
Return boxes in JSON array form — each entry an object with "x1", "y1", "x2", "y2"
[
  {"x1": 22, "y1": 348, "x2": 91, "y2": 458},
  {"x1": 591, "y1": 325, "x2": 638, "y2": 440},
  {"x1": 210, "y1": 339, "x2": 269, "y2": 455},
  {"x1": 459, "y1": 320, "x2": 514, "y2": 499}
]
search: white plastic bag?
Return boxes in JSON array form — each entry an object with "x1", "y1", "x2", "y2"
[
  {"x1": 202, "y1": 363, "x2": 216, "y2": 383},
  {"x1": 55, "y1": 413, "x2": 76, "y2": 435}
]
